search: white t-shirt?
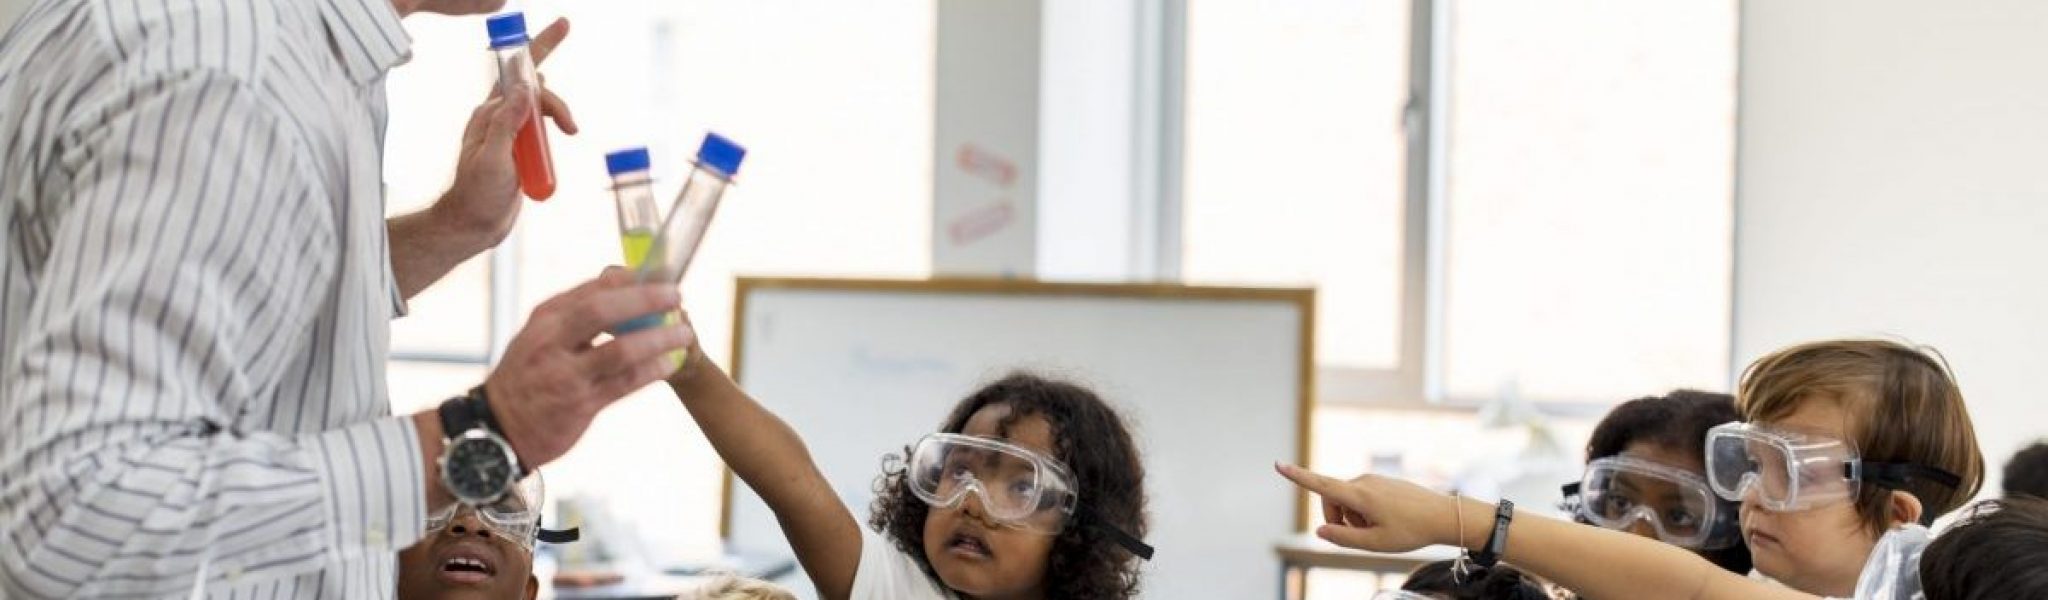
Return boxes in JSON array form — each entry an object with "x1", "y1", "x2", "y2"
[{"x1": 849, "y1": 529, "x2": 957, "y2": 600}]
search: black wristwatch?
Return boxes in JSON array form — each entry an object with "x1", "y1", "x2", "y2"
[
  {"x1": 437, "y1": 385, "x2": 524, "y2": 506},
  {"x1": 1472, "y1": 499, "x2": 1515, "y2": 568}
]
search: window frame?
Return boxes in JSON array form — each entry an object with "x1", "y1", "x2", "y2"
[{"x1": 388, "y1": 231, "x2": 519, "y2": 368}]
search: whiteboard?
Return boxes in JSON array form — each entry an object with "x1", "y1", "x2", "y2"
[{"x1": 724, "y1": 277, "x2": 1311, "y2": 600}]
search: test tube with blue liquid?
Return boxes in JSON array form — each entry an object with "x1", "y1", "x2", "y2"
[{"x1": 612, "y1": 133, "x2": 745, "y2": 336}]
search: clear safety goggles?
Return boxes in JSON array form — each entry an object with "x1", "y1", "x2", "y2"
[
  {"x1": 908, "y1": 433, "x2": 1080, "y2": 534},
  {"x1": 1704, "y1": 422, "x2": 1961, "y2": 513},
  {"x1": 425, "y1": 472, "x2": 578, "y2": 551},
  {"x1": 905, "y1": 433, "x2": 1154, "y2": 559},
  {"x1": 1560, "y1": 456, "x2": 1741, "y2": 549}
]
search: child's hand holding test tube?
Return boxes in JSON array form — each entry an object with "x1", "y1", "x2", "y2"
[{"x1": 606, "y1": 134, "x2": 746, "y2": 368}]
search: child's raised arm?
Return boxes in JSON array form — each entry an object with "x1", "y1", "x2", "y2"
[
  {"x1": 666, "y1": 330, "x2": 863, "y2": 600},
  {"x1": 1274, "y1": 464, "x2": 1814, "y2": 600}
]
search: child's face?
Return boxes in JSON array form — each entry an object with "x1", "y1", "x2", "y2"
[
  {"x1": 395, "y1": 506, "x2": 538, "y2": 600},
  {"x1": 1737, "y1": 400, "x2": 1880, "y2": 596},
  {"x1": 1615, "y1": 440, "x2": 1709, "y2": 543},
  {"x1": 922, "y1": 403, "x2": 1059, "y2": 599}
]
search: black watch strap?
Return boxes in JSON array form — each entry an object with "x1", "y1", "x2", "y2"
[
  {"x1": 1473, "y1": 499, "x2": 1514, "y2": 568},
  {"x1": 438, "y1": 391, "x2": 482, "y2": 440},
  {"x1": 466, "y1": 385, "x2": 512, "y2": 444},
  {"x1": 437, "y1": 385, "x2": 526, "y2": 478}
]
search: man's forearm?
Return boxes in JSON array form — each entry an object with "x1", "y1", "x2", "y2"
[{"x1": 387, "y1": 202, "x2": 498, "y2": 300}]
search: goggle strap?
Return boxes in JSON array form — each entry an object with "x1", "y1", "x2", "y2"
[
  {"x1": 1079, "y1": 504, "x2": 1154, "y2": 561},
  {"x1": 534, "y1": 514, "x2": 580, "y2": 544},
  {"x1": 536, "y1": 527, "x2": 580, "y2": 544},
  {"x1": 1856, "y1": 461, "x2": 1964, "y2": 491}
]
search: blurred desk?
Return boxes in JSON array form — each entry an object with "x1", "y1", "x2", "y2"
[
  {"x1": 539, "y1": 551, "x2": 797, "y2": 600},
  {"x1": 1274, "y1": 534, "x2": 1458, "y2": 600},
  {"x1": 661, "y1": 550, "x2": 799, "y2": 582},
  {"x1": 546, "y1": 571, "x2": 708, "y2": 600}
]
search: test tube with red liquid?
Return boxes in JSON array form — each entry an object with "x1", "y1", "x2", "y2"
[{"x1": 485, "y1": 12, "x2": 557, "y2": 201}]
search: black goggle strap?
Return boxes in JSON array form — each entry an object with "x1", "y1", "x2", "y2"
[
  {"x1": 1850, "y1": 461, "x2": 1963, "y2": 492},
  {"x1": 534, "y1": 513, "x2": 581, "y2": 544},
  {"x1": 1078, "y1": 503, "x2": 1154, "y2": 561},
  {"x1": 1559, "y1": 482, "x2": 1584, "y2": 513},
  {"x1": 1850, "y1": 461, "x2": 1964, "y2": 526}
]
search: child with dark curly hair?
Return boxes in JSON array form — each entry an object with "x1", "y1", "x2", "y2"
[
  {"x1": 666, "y1": 331, "x2": 1153, "y2": 600},
  {"x1": 865, "y1": 374, "x2": 1153, "y2": 599}
]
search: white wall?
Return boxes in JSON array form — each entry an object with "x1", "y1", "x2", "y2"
[
  {"x1": 1036, "y1": 0, "x2": 1141, "y2": 281},
  {"x1": 931, "y1": 0, "x2": 1163, "y2": 282},
  {"x1": 1735, "y1": 0, "x2": 2048, "y2": 497},
  {"x1": 933, "y1": 0, "x2": 1041, "y2": 276}
]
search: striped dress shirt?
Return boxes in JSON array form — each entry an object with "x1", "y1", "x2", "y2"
[{"x1": 0, "y1": 0, "x2": 432, "y2": 597}]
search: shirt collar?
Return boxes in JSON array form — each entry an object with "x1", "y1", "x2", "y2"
[{"x1": 316, "y1": 0, "x2": 414, "y2": 85}]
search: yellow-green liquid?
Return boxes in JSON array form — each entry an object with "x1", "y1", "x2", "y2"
[
  {"x1": 620, "y1": 230, "x2": 656, "y2": 270},
  {"x1": 620, "y1": 229, "x2": 686, "y2": 370}
]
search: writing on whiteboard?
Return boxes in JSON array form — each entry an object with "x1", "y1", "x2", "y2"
[{"x1": 848, "y1": 345, "x2": 956, "y2": 379}]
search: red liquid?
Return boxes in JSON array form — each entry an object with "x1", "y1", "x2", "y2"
[{"x1": 513, "y1": 107, "x2": 556, "y2": 200}]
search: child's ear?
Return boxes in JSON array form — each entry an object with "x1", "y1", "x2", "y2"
[
  {"x1": 525, "y1": 574, "x2": 541, "y2": 600},
  {"x1": 1888, "y1": 490, "x2": 1925, "y2": 527}
]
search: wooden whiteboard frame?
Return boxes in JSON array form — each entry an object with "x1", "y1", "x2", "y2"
[{"x1": 719, "y1": 276, "x2": 1317, "y2": 539}]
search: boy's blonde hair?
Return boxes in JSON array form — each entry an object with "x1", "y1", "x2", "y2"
[
  {"x1": 683, "y1": 574, "x2": 796, "y2": 600},
  {"x1": 1736, "y1": 339, "x2": 1985, "y2": 532}
]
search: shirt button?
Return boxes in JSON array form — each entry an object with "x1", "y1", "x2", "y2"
[{"x1": 367, "y1": 527, "x2": 387, "y2": 547}]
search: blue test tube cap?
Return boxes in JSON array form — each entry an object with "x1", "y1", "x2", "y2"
[
  {"x1": 485, "y1": 12, "x2": 529, "y2": 49},
  {"x1": 605, "y1": 147, "x2": 652, "y2": 176},
  {"x1": 696, "y1": 132, "x2": 746, "y2": 177}
]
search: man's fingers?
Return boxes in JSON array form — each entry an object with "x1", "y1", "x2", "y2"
[
  {"x1": 549, "y1": 284, "x2": 682, "y2": 341},
  {"x1": 547, "y1": 268, "x2": 631, "y2": 306},
  {"x1": 461, "y1": 102, "x2": 494, "y2": 147},
  {"x1": 538, "y1": 88, "x2": 578, "y2": 135},
  {"x1": 531, "y1": 17, "x2": 570, "y2": 64},
  {"x1": 479, "y1": 88, "x2": 532, "y2": 157},
  {"x1": 598, "y1": 265, "x2": 633, "y2": 285},
  {"x1": 578, "y1": 324, "x2": 692, "y2": 377}
]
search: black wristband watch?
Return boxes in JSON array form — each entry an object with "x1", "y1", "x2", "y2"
[
  {"x1": 437, "y1": 384, "x2": 524, "y2": 506},
  {"x1": 1472, "y1": 499, "x2": 1515, "y2": 568}
]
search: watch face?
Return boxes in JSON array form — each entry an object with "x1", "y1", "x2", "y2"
[{"x1": 446, "y1": 435, "x2": 515, "y2": 502}]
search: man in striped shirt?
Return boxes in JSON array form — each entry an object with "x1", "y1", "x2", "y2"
[{"x1": 0, "y1": 0, "x2": 694, "y2": 597}]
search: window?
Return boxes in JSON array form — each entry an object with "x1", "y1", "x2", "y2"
[
  {"x1": 1182, "y1": 0, "x2": 1410, "y2": 372},
  {"x1": 1183, "y1": 0, "x2": 1736, "y2": 407},
  {"x1": 1440, "y1": 0, "x2": 1736, "y2": 403}
]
